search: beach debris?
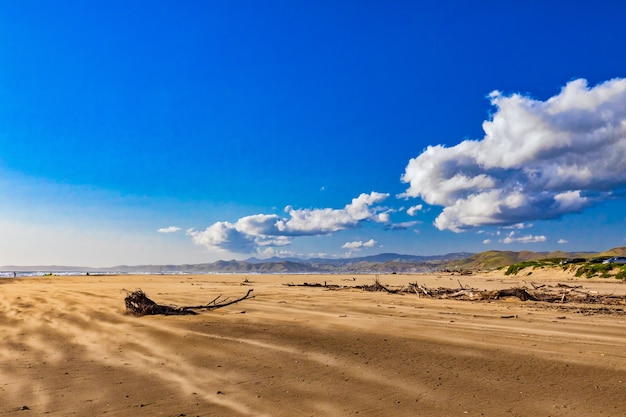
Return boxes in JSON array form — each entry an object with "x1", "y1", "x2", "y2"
[
  {"x1": 282, "y1": 278, "x2": 626, "y2": 314},
  {"x1": 359, "y1": 275, "x2": 401, "y2": 293},
  {"x1": 408, "y1": 282, "x2": 626, "y2": 308},
  {"x1": 283, "y1": 281, "x2": 341, "y2": 289},
  {"x1": 123, "y1": 288, "x2": 254, "y2": 316},
  {"x1": 283, "y1": 276, "x2": 402, "y2": 293}
]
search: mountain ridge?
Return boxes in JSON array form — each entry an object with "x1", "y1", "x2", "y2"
[{"x1": 2, "y1": 247, "x2": 624, "y2": 274}]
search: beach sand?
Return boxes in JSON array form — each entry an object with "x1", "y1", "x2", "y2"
[{"x1": 1, "y1": 271, "x2": 625, "y2": 416}]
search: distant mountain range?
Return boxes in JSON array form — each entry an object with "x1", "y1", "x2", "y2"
[
  {"x1": 1, "y1": 252, "x2": 471, "y2": 274},
  {"x1": 245, "y1": 252, "x2": 472, "y2": 265},
  {"x1": 2, "y1": 248, "x2": 625, "y2": 274}
]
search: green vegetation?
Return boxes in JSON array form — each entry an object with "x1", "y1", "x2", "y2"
[
  {"x1": 504, "y1": 257, "x2": 626, "y2": 279},
  {"x1": 574, "y1": 263, "x2": 614, "y2": 278},
  {"x1": 505, "y1": 261, "x2": 543, "y2": 275},
  {"x1": 615, "y1": 266, "x2": 626, "y2": 280},
  {"x1": 504, "y1": 258, "x2": 567, "y2": 275}
]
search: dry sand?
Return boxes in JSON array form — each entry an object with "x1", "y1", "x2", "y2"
[{"x1": 1, "y1": 271, "x2": 625, "y2": 416}]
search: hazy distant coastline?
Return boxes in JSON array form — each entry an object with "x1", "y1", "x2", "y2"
[{"x1": 3, "y1": 248, "x2": 624, "y2": 276}]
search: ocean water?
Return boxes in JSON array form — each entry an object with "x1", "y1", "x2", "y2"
[
  {"x1": 0, "y1": 271, "x2": 118, "y2": 278},
  {"x1": 0, "y1": 271, "x2": 241, "y2": 278}
]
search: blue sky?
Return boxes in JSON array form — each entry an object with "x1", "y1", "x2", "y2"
[{"x1": 1, "y1": 1, "x2": 626, "y2": 266}]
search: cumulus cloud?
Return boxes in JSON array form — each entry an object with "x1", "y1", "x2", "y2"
[
  {"x1": 158, "y1": 226, "x2": 181, "y2": 233},
  {"x1": 406, "y1": 204, "x2": 423, "y2": 216},
  {"x1": 501, "y1": 231, "x2": 547, "y2": 244},
  {"x1": 342, "y1": 239, "x2": 377, "y2": 250},
  {"x1": 483, "y1": 239, "x2": 491, "y2": 244},
  {"x1": 188, "y1": 222, "x2": 257, "y2": 253},
  {"x1": 558, "y1": 238, "x2": 569, "y2": 244},
  {"x1": 189, "y1": 192, "x2": 390, "y2": 253},
  {"x1": 276, "y1": 192, "x2": 389, "y2": 235},
  {"x1": 400, "y1": 78, "x2": 626, "y2": 232}
]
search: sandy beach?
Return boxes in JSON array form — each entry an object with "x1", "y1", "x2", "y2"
[{"x1": 1, "y1": 271, "x2": 625, "y2": 416}]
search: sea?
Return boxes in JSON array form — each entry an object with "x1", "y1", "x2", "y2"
[{"x1": 0, "y1": 271, "x2": 193, "y2": 278}]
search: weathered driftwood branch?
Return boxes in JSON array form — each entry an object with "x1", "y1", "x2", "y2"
[
  {"x1": 123, "y1": 289, "x2": 254, "y2": 316},
  {"x1": 359, "y1": 276, "x2": 401, "y2": 293},
  {"x1": 283, "y1": 282, "x2": 342, "y2": 289},
  {"x1": 184, "y1": 289, "x2": 254, "y2": 310},
  {"x1": 482, "y1": 288, "x2": 538, "y2": 301}
]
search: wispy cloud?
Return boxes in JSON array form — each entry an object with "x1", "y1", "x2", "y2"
[
  {"x1": 502, "y1": 223, "x2": 533, "y2": 230},
  {"x1": 342, "y1": 239, "x2": 376, "y2": 249},
  {"x1": 188, "y1": 192, "x2": 390, "y2": 253},
  {"x1": 256, "y1": 247, "x2": 297, "y2": 258},
  {"x1": 385, "y1": 221, "x2": 420, "y2": 231},
  {"x1": 501, "y1": 231, "x2": 547, "y2": 244},
  {"x1": 157, "y1": 226, "x2": 181, "y2": 233},
  {"x1": 400, "y1": 78, "x2": 626, "y2": 232},
  {"x1": 558, "y1": 238, "x2": 568, "y2": 244}
]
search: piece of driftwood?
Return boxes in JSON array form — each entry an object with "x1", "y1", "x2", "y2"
[
  {"x1": 481, "y1": 288, "x2": 538, "y2": 301},
  {"x1": 123, "y1": 289, "x2": 254, "y2": 316},
  {"x1": 283, "y1": 281, "x2": 341, "y2": 289}
]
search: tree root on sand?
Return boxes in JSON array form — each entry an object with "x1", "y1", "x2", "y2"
[{"x1": 123, "y1": 288, "x2": 254, "y2": 316}]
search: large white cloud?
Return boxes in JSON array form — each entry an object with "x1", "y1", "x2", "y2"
[
  {"x1": 189, "y1": 192, "x2": 390, "y2": 253},
  {"x1": 276, "y1": 192, "x2": 389, "y2": 235},
  {"x1": 401, "y1": 78, "x2": 626, "y2": 231}
]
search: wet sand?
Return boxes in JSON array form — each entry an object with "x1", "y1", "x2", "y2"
[{"x1": 1, "y1": 271, "x2": 625, "y2": 416}]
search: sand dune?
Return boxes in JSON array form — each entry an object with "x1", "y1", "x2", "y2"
[{"x1": 1, "y1": 272, "x2": 625, "y2": 416}]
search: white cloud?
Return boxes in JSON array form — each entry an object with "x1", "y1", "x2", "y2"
[
  {"x1": 501, "y1": 231, "x2": 547, "y2": 244},
  {"x1": 342, "y1": 239, "x2": 376, "y2": 250},
  {"x1": 190, "y1": 192, "x2": 390, "y2": 253},
  {"x1": 483, "y1": 239, "x2": 491, "y2": 244},
  {"x1": 406, "y1": 204, "x2": 423, "y2": 216},
  {"x1": 502, "y1": 223, "x2": 533, "y2": 230},
  {"x1": 385, "y1": 220, "x2": 420, "y2": 230},
  {"x1": 275, "y1": 192, "x2": 389, "y2": 235},
  {"x1": 400, "y1": 78, "x2": 626, "y2": 231},
  {"x1": 158, "y1": 226, "x2": 181, "y2": 233},
  {"x1": 558, "y1": 238, "x2": 569, "y2": 244},
  {"x1": 188, "y1": 221, "x2": 257, "y2": 253},
  {"x1": 256, "y1": 247, "x2": 297, "y2": 258},
  {"x1": 554, "y1": 190, "x2": 588, "y2": 211}
]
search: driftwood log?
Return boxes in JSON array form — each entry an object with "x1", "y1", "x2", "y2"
[{"x1": 124, "y1": 288, "x2": 254, "y2": 316}]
